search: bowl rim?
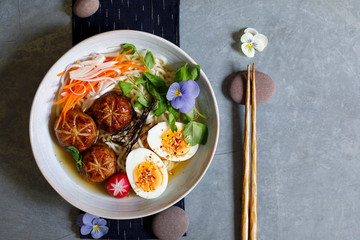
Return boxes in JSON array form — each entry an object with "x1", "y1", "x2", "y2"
[{"x1": 29, "y1": 30, "x2": 220, "y2": 219}]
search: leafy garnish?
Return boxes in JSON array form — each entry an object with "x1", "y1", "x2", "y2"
[
  {"x1": 183, "y1": 121, "x2": 208, "y2": 146},
  {"x1": 193, "y1": 107, "x2": 208, "y2": 119},
  {"x1": 134, "y1": 76, "x2": 147, "y2": 85},
  {"x1": 174, "y1": 63, "x2": 201, "y2": 82},
  {"x1": 152, "y1": 98, "x2": 167, "y2": 116},
  {"x1": 64, "y1": 146, "x2": 83, "y2": 173},
  {"x1": 168, "y1": 104, "x2": 179, "y2": 132},
  {"x1": 190, "y1": 65, "x2": 201, "y2": 81},
  {"x1": 136, "y1": 92, "x2": 150, "y2": 107},
  {"x1": 180, "y1": 107, "x2": 207, "y2": 123},
  {"x1": 143, "y1": 72, "x2": 168, "y2": 94},
  {"x1": 144, "y1": 81, "x2": 161, "y2": 100},
  {"x1": 120, "y1": 43, "x2": 208, "y2": 145},
  {"x1": 118, "y1": 81, "x2": 134, "y2": 95},
  {"x1": 134, "y1": 101, "x2": 144, "y2": 109},
  {"x1": 121, "y1": 43, "x2": 155, "y2": 70},
  {"x1": 180, "y1": 109, "x2": 195, "y2": 124},
  {"x1": 144, "y1": 50, "x2": 155, "y2": 69},
  {"x1": 121, "y1": 43, "x2": 136, "y2": 55},
  {"x1": 118, "y1": 77, "x2": 151, "y2": 109},
  {"x1": 140, "y1": 76, "x2": 167, "y2": 116}
]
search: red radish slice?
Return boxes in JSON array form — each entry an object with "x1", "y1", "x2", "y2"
[{"x1": 106, "y1": 173, "x2": 130, "y2": 198}]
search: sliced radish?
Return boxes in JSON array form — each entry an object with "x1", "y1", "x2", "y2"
[{"x1": 106, "y1": 173, "x2": 130, "y2": 198}]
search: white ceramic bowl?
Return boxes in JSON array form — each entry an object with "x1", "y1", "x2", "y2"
[{"x1": 29, "y1": 30, "x2": 219, "y2": 219}]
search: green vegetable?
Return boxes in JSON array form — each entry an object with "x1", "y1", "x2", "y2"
[
  {"x1": 152, "y1": 98, "x2": 167, "y2": 116},
  {"x1": 191, "y1": 65, "x2": 201, "y2": 81},
  {"x1": 143, "y1": 72, "x2": 167, "y2": 94},
  {"x1": 182, "y1": 121, "x2": 208, "y2": 146},
  {"x1": 193, "y1": 107, "x2": 208, "y2": 119},
  {"x1": 64, "y1": 146, "x2": 83, "y2": 173},
  {"x1": 118, "y1": 81, "x2": 134, "y2": 95},
  {"x1": 121, "y1": 43, "x2": 137, "y2": 54},
  {"x1": 137, "y1": 92, "x2": 150, "y2": 107},
  {"x1": 140, "y1": 73, "x2": 168, "y2": 116},
  {"x1": 118, "y1": 76, "x2": 151, "y2": 109},
  {"x1": 180, "y1": 109, "x2": 195, "y2": 124},
  {"x1": 144, "y1": 81, "x2": 161, "y2": 100},
  {"x1": 121, "y1": 43, "x2": 208, "y2": 144},
  {"x1": 144, "y1": 50, "x2": 155, "y2": 69},
  {"x1": 180, "y1": 107, "x2": 207, "y2": 123},
  {"x1": 134, "y1": 101, "x2": 144, "y2": 109},
  {"x1": 121, "y1": 43, "x2": 154, "y2": 70},
  {"x1": 174, "y1": 63, "x2": 201, "y2": 82},
  {"x1": 168, "y1": 105, "x2": 179, "y2": 132},
  {"x1": 134, "y1": 76, "x2": 147, "y2": 85}
]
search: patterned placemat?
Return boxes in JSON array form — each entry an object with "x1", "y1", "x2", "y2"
[
  {"x1": 72, "y1": 0, "x2": 184, "y2": 239},
  {"x1": 73, "y1": 0, "x2": 180, "y2": 46},
  {"x1": 79, "y1": 201, "x2": 184, "y2": 239}
]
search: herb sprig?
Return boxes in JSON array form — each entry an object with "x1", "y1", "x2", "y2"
[
  {"x1": 174, "y1": 63, "x2": 201, "y2": 82},
  {"x1": 121, "y1": 43, "x2": 154, "y2": 70},
  {"x1": 119, "y1": 43, "x2": 208, "y2": 146},
  {"x1": 118, "y1": 76, "x2": 151, "y2": 109},
  {"x1": 65, "y1": 146, "x2": 83, "y2": 173}
]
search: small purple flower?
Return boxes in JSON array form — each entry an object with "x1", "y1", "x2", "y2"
[
  {"x1": 77, "y1": 213, "x2": 109, "y2": 239},
  {"x1": 166, "y1": 80, "x2": 200, "y2": 113}
]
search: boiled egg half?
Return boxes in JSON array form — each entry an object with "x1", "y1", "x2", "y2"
[
  {"x1": 126, "y1": 148, "x2": 168, "y2": 199},
  {"x1": 147, "y1": 122, "x2": 199, "y2": 161}
]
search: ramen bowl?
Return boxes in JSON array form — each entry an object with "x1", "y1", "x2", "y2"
[{"x1": 29, "y1": 30, "x2": 219, "y2": 219}]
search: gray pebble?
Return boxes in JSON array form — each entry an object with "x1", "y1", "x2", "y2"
[
  {"x1": 152, "y1": 206, "x2": 189, "y2": 240},
  {"x1": 73, "y1": 0, "x2": 99, "y2": 18},
  {"x1": 229, "y1": 71, "x2": 275, "y2": 104}
]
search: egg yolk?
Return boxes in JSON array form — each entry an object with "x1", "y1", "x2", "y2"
[
  {"x1": 133, "y1": 159, "x2": 163, "y2": 192},
  {"x1": 160, "y1": 128, "x2": 191, "y2": 157}
]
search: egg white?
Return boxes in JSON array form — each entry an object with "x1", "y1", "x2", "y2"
[
  {"x1": 147, "y1": 122, "x2": 199, "y2": 161},
  {"x1": 126, "y1": 148, "x2": 168, "y2": 199}
]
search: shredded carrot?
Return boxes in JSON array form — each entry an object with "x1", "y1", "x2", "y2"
[
  {"x1": 113, "y1": 63, "x2": 148, "y2": 71},
  {"x1": 57, "y1": 70, "x2": 66, "y2": 77},
  {"x1": 54, "y1": 49, "x2": 147, "y2": 128},
  {"x1": 57, "y1": 62, "x2": 80, "y2": 77},
  {"x1": 104, "y1": 57, "x2": 117, "y2": 62},
  {"x1": 98, "y1": 70, "x2": 120, "y2": 78},
  {"x1": 53, "y1": 95, "x2": 69, "y2": 105},
  {"x1": 61, "y1": 80, "x2": 81, "y2": 89}
]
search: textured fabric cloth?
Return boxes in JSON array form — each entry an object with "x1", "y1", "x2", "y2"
[
  {"x1": 72, "y1": 0, "x2": 183, "y2": 239},
  {"x1": 79, "y1": 200, "x2": 185, "y2": 239},
  {"x1": 73, "y1": 0, "x2": 180, "y2": 46}
]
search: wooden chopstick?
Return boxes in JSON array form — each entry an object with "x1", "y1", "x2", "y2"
[
  {"x1": 250, "y1": 63, "x2": 257, "y2": 240},
  {"x1": 241, "y1": 65, "x2": 251, "y2": 240},
  {"x1": 241, "y1": 63, "x2": 257, "y2": 240}
]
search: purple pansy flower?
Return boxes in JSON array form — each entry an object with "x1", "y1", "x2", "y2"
[
  {"x1": 166, "y1": 80, "x2": 200, "y2": 113},
  {"x1": 77, "y1": 213, "x2": 109, "y2": 239}
]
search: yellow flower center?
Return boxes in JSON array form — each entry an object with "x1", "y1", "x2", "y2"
[
  {"x1": 175, "y1": 89, "x2": 181, "y2": 96},
  {"x1": 247, "y1": 43, "x2": 253, "y2": 49},
  {"x1": 93, "y1": 225, "x2": 100, "y2": 230}
]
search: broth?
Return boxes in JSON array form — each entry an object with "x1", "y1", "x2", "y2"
[{"x1": 54, "y1": 139, "x2": 189, "y2": 197}]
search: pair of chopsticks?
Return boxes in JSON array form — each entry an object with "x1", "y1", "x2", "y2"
[{"x1": 241, "y1": 63, "x2": 257, "y2": 240}]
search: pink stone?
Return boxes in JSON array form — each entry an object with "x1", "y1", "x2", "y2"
[
  {"x1": 229, "y1": 71, "x2": 275, "y2": 104},
  {"x1": 152, "y1": 206, "x2": 189, "y2": 240},
  {"x1": 73, "y1": 0, "x2": 99, "y2": 18}
]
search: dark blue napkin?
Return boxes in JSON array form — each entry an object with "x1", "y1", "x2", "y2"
[
  {"x1": 72, "y1": 0, "x2": 180, "y2": 46},
  {"x1": 72, "y1": 0, "x2": 184, "y2": 239}
]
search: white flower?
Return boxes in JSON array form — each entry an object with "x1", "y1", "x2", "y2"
[{"x1": 240, "y1": 28, "x2": 268, "y2": 58}]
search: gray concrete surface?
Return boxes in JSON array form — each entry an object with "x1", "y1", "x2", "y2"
[{"x1": 1, "y1": 0, "x2": 360, "y2": 239}]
